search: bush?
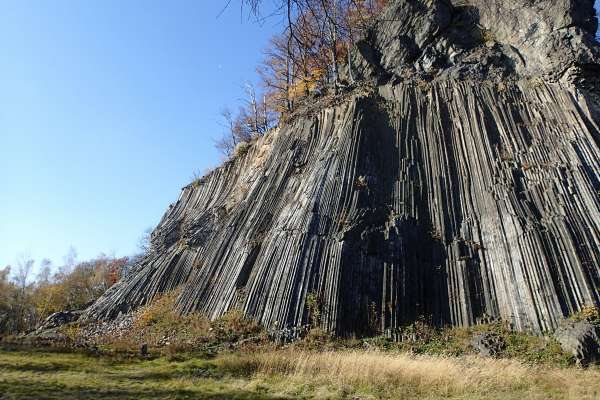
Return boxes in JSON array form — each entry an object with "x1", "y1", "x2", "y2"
[
  {"x1": 302, "y1": 328, "x2": 332, "y2": 348},
  {"x1": 132, "y1": 290, "x2": 191, "y2": 330},
  {"x1": 481, "y1": 28, "x2": 495, "y2": 44},
  {"x1": 357, "y1": 321, "x2": 575, "y2": 367},
  {"x1": 572, "y1": 306, "x2": 600, "y2": 325},
  {"x1": 212, "y1": 309, "x2": 262, "y2": 342},
  {"x1": 233, "y1": 141, "x2": 251, "y2": 158},
  {"x1": 416, "y1": 79, "x2": 430, "y2": 92},
  {"x1": 97, "y1": 293, "x2": 264, "y2": 354}
]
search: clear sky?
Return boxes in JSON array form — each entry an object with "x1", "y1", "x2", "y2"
[
  {"x1": 1, "y1": 1, "x2": 599, "y2": 271},
  {"x1": 0, "y1": 0, "x2": 282, "y2": 269}
]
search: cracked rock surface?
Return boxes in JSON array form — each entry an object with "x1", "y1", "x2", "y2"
[
  {"x1": 554, "y1": 320, "x2": 600, "y2": 365},
  {"x1": 83, "y1": 0, "x2": 600, "y2": 335}
]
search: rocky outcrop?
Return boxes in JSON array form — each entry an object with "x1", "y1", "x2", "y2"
[
  {"x1": 34, "y1": 311, "x2": 81, "y2": 334},
  {"x1": 471, "y1": 332, "x2": 506, "y2": 357},
  {"x1": 83, "y1": 0, "x2": 600, "y2": 336},
  {"x1": 352, "y1": 0, "x2": 599, "y2": 84},
  {"x1": 554, "y1": 320, "x2": 600, "y2": 366},
  {"x1": 29, "y1": 311, "x2": 82, "y2": 340}
]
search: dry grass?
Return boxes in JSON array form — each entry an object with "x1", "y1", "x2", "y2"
[
  {"x1": 33, "y1": 298, "x2": 599, "y2": 399},
  {"x1": 2, "y1": 346, "x2": 600, "y2": 399},
  {"x1": 217, "y1": 349, "x2": 600, "y2": 399},
  {"x1": 481, "y1": 28, "x2": 496, "y2": 44}
]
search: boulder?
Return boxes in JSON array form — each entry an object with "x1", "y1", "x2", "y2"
[
  {"x1": 554, "y1": 320, "x2": 600, "y2": 366},
  {"x1": 471, "y1": 332, "x2": 506, "y2": 357},
  {"x1": 34, "y1": 310, "x2": 82, "y2": 334}
]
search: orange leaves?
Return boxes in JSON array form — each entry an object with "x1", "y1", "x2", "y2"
[{"x1": 257, "y1": 0, "x2": 387, "y2": 118}]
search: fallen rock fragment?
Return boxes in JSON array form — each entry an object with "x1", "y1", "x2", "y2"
[{"x1": 554, "y1": 320, "x2": 600, "y2": 366}]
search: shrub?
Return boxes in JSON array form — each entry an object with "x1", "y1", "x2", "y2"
[
  {"x1": 304, "y1": 327, "x2": 331, "y2": 346},
  {"x1": 499, "y1": 147, "x2": 513, "y2": 161},
  {"x1": 527, "y1": 76, "x2": 544, "y2": 88},
  {"x1": 306, "y1": 292, "x2": 322, "y2": 328},
  {"x1": 497, "y1": 81, "x2": 508, "y2": 93},
  {"x1": 572, "y1": 305, "x2": 600, "y2": 325},
  {"x1": 96, "y1": 291, "x2": 264, "y2": 354},
  {"x1": 60, "y1": 323, "x2": 81, "y2": 342},
  {"x1": 125, "y1": 290, "x2": 212, "y2": 351},
  {"x1": 481, "y1": 28, "x2": 495, "y2": 44},
  {"x1": 358, "y1": 321, "x2": 575, "y2": 367},
  {"x1": 212, "y1": 309, "x2": 262, "y2": 342},
  {"x1": 416, "y1": 79, "x2": 430, "y2": 92},
  {"x1": 133, "y1": 290, "x2": 181, "y2": 329},
  {"x1": 233, "y1": 141, "x2": 250, "y2": 158},
  {"x1": 354, "y1": 176, "x2": 368, "y2": 189}
]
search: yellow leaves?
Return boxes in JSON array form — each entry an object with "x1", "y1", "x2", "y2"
[
  {"x1": 133, "y1": 289, "x2": 181, "y2": 329},
  {"x1": 288, "y1": 67, "x2": 325, "y2": 101},
  {"x1": 33, "y1": 284, "x2": 67, "y2": 316}
]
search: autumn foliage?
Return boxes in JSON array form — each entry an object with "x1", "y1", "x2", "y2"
[
  {"x1": 258, "y1": 0, "x2": 388, "y2": 112},
  {"x1": 0, "y1": 255, "x2": 130, "y2": 335},
  {"x1": 216, "y1": 0, "x2": 387, "y2": 157}
]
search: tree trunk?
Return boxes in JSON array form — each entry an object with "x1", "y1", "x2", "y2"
[{"x1": 347, "y1": 42, "x2": 354, "y2": 84}]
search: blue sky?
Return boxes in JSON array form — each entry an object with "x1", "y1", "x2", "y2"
[
  {"x1": 0, "y1": 0, "x2": 282, "y2": 269},
  {"x1": 1, "y1": 1, "x2": 599, "y2": 271},
  {"x1": 597, "y1": 0, "x2": 600, "y2": 37}
]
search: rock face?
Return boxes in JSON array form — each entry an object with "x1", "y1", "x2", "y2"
[
  {"x1": 32, "y1": 311, "x2": 82, "y2": 338},
  {"x1": 554, "y1": 320, "x2": 600, "y2": 365},
  {"x1": 83, "y1": 0, "x2": 600, "y2": 335},
  {"x1": 353, "y1": 0, "x2": 599, "y2": 84},
  {"x1": 471, "y1": 332, "x2": 506, "y2": 357}
]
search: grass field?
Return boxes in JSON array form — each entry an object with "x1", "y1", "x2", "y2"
[{"x1": 1, "y1": 346, "x2": 600, "y2": 400}]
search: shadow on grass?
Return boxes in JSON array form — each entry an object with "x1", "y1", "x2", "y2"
[
  {"x1": 0, "y1": 377, "x2": 295, "y2": 400},
  {"x1": 121, "y1": 369, "x2": 224, "y2": 383},
  {"x1": 0, "y1": 361, "x2": 77, "y2": 374}
]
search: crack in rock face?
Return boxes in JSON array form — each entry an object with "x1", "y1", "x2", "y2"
[{"x1": 83, "y1": 0, "x2": 600, "y2": 337}]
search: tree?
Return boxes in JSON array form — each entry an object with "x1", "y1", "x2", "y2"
[
  {"x1": 0, "y1": 266, "x2": 16, "y2": 333},
  {"x1": 138, "y1": 227, "x2": 153, "y2": 254},
  {"x1": 59, "y1": 246, "x2": 78, "y2": 277},
  {"x1": 215, "y1": 83, "x2": 276, "y2": 158},
  {"x1": 259, "y1": 33, "x2": 295, "y2": 113},
  {"x1": 12, "y1": 255, "x2": 35, "y2": 332},
  {"x1": 15, "y1": 254, "x2": 33, "y2": 289},
  {"x1": 250, "y1": 0, "x2": 386, "y2": 104},
  {"x1": 1, "y1": 252, "x2": 131, "y2": 334},
  {"x1": 216, "y1": 107, "x2": 238, "y2": 157},
  {"x1": 216, "y1": 0, "x2": 388, "y2": 156},
  {"x1": 37, "y1": 259, "x2": 53, "y2": 284}
]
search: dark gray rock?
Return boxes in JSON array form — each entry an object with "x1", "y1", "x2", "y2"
[
  {"x1": 465, "y1": 0, "x2": 599, "y2": 81},
  {"x1": 34, "y1": 310, "x2": 81, "y2": 334},
  {"x1": 83, "y1": 80, "x2": 600, "y2": 335},
  {"x1": 82, "y1": 0, "x2": 600, "y2": 337},
  {"x1": 268, "y1": 325, "x2": 310, "y2": 345},
  {"x1": 351, "y1": 0, "x2": 599, "y2": 84},
  {"x1": 471, "y1": 332, "x2": 506, "y2": 357},
  {"x1": 78, "y1": 313, "x2": 134, "y2": 343},
  {"x1": 554, "y1": 320, "x2": 600, "y2": 366},
  {"x1": 374, "y1": 0, "x2": 452, "y2": 76}
]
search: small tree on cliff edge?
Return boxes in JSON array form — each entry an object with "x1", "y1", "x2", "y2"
[
  {"x1": 215, "y1": 0, "x2": 387, "y2": 158},
  {"x1": 244, "y1": 0, "x2": 387, "y2": 93}
]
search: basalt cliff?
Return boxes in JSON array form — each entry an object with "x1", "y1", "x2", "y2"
[{"x1": 84, "y1": 0, "x2": 600, "y2": 335}]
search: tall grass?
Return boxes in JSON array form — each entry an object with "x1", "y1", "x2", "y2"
[
  {"x1": 217, "y1": 349, "x2": 600, "y2": 399},
  {"x1": 2, "y1": 346, "x2": 600, "y2": 399}
]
